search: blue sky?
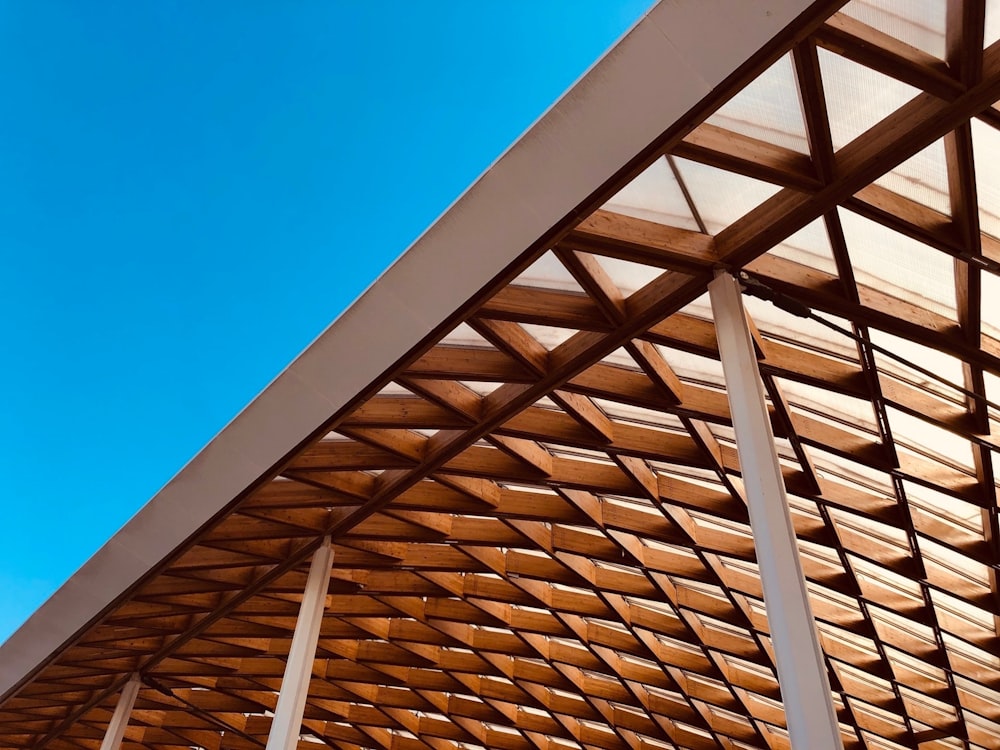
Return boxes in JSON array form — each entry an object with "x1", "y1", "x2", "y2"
[{"x1": 0, "y1": 2, "x2": 652, "y2": 642}]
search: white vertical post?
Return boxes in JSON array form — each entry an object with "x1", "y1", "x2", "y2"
[
  {"x1": 266, "y1": 536, "x2": 333, "y2": 750},
  {"x1": 99, "y1": 674, "x2": 141, "y2": 750},
  {"x1": 709, "y1": 273, "x2": 843, "y2": 750}
]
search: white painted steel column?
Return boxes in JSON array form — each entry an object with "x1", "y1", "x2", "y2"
[
  {"x1": 708, "y1": 273, "x2": 843, "y2": 750},
  {"x1": 265, "y1": 536, "x2": 334, "y2": 750},
  {"x1": 98, "y1": 674, "x2": 141, "y2": 750}
]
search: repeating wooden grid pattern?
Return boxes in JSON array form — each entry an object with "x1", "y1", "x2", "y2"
[{"x1": 3, "y1": 2, "x2": 1000, "y2": 749}]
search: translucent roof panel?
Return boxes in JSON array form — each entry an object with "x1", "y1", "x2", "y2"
[
  {"x1": 598, "y1": 255, "x2": 665, "y2": 296},
  {"x1": 742, "y1": 292, "x2": 860, "y2": 360},
  {"x1": 818, "y1": 47, "x2": 920, "y2": 150},
  {"x1": 767, "y1": 217, "x2": 839, "y2": 275},
  {"x1": 987, "y1": 0, "x2": 1000, "y2": 47},
  {"x1": 778, "y1": 376, "x2": 879, "y2": 433},
  {"x1": 841, "y1": 0, "x2": 947, "y2": 60},
  {"x1": 971, "y1": 117, "x2": 1000, "y2": 241},
  {"x1": 872, "y1": 136, "x2": 951, "y2": 216},
  {"x1": 868, "y1": 329, "x2": 967, "y2": 400},
  {"x1": 706, "y1": 52, "x2": 809, "y2": 153},
  {"x1": 671, "y1": 157, "x2": 781, "y2": 235},
  {"x1": 520, "y1": 322, "x2": 577, "y2": 351},
  {"x1": 811, "y1": 444, "x2": 894, "y2": 495},
  {"x1": 440, "y1": 321, "x2": 495, "y2": 348},
  {"x1": 981, "y1": 269, "x2": 1000, "y2": 343},
  {"x1": 840, "y1": 208, "x2": 958, "y2": 320},
  {"x1": 602, "y1": 155, "x2": 700, "y2": 230},
  {"x1": 985, "y1": 371, "x2": 1000, "y2": 425},
  {"x1": 906, "y1": 480, "x2": 984, "y2": 532},
  {"x1": 512, "y1": 248, "x2": 589, "y2": 293},
  {"x1": 656, "y1": 344, "x2": 727, "y2": 387},
  {"x1": 886, "y1": 405, "x2": 976, "y2": 472},
  {"x1": 598, "y1": 344, "x2": 640, "y2": 370}
]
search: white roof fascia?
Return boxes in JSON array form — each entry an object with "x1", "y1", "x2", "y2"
[{"x1": 0, "y1": 0, "x2": 822, "y2": 700}]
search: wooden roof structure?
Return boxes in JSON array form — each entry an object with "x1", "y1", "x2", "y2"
[{"x1": 4, "y1": 0, "x2": 1000, "y2": 748}]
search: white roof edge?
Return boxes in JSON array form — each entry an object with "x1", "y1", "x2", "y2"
[{"x1": 0, "y1": 0, "x2": 820, "y2": 699}]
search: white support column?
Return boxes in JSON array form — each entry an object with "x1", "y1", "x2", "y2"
[
  {"x1": 266, "y1": 536, "x2": 333, "y2": 750},
  {"x1": 99, "y1": 674, "x2": 141, "y2": 750},
  {"x1": 708, "y1": 273, "x2": 843, "y2": 750}
]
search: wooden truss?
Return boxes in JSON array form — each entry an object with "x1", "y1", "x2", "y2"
[{"x1": 4, "y1": 1, "x2": 1000, "y2": 749}]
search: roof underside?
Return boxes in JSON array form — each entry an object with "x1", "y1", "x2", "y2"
[{"x1": 5, "y1": 1, "x2": 1000, "y2": 749}]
